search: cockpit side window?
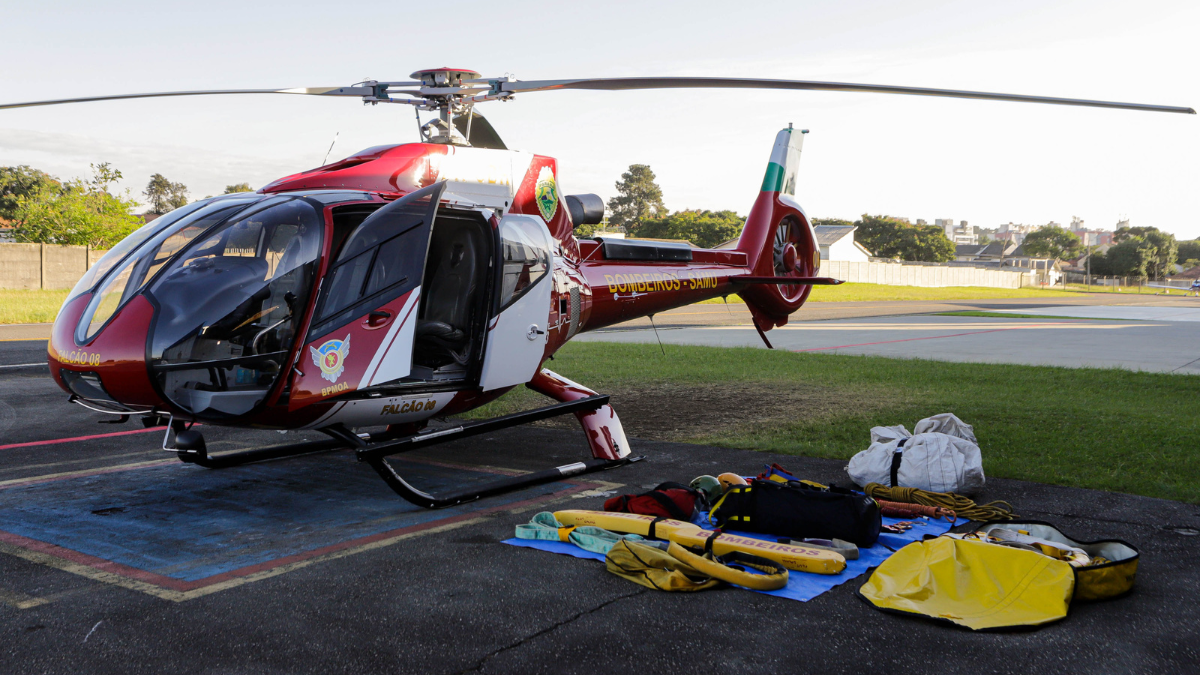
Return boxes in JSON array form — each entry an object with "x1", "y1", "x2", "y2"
[{"x1": 307, "y1": 182, "x2": 444, "y2": 338}]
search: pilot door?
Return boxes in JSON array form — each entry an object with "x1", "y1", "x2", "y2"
[
  {"x1": 479, "y1": 214, "x2": 554, "y2": 391},
  {"x1": 288, "y1": 183, "x2": 444, "y2": 410}
]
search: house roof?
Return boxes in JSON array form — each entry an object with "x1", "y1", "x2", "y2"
[
  {"x1": 957, "y1": 241, "x2": 1013, "y2": 258},
  {"x1": 814, "y1": 225, "x2": 856, "y2": 246}
]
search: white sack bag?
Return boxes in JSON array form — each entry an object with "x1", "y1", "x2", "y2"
[
  {"x1": 913, "y1": 413, "x2": 977, "y2": 444},
  {"x1": 870, "y1": 425, "x2": 911, "y2": 444},
  {"x1": 847, "y1": 414, "x2": 985, "y2": 495}
]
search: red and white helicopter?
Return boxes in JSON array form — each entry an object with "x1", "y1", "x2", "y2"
[{"x1": 5, "y1": 69, "x2": 1191, "y2": 507}]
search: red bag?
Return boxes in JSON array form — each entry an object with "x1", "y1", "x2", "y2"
[{"x1": 603, "y1": 482, "x2": 702, "y2": 520}]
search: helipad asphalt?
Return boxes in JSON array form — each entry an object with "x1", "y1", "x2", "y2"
[
  {"x1": 579, "y1": 305, "x2": 1200, "y2": 373},
  {"x1": 1, "y1": 362, "x2": 1199, "y2": 673}
]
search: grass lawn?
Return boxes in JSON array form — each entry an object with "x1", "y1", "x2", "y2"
[
  {"x1": 470, "y1": 342, "x2": 1199, "y2": 503},
  {"x1": 0, "y1": 289, "x2": 70, "y2": 324},
  {"x1": 698, "y1": 282, "x2": 1086, "y2": 304}
]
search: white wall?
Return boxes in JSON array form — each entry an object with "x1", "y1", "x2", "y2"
[
  {"x1": 819, "y1": 260, "x2": 1031, "y2": 289},
  {"x1": 827, "y1": 237, "x2": 869, "y2": 262}
]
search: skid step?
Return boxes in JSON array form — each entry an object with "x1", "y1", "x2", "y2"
[{"x1": 354, "y1": 394, "x2": 610, "y2": 462}]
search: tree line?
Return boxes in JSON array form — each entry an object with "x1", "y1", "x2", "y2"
[
  {"x1": 600, "y1": 163, "x2": 1196, "y2": 278},
  {"x1": 600, "y1": 165, "x2": 960, "y2": 260},
  {"x1": 0, "y1": 164, "x2": 253, "y2": 249},
  {"x1": 4, "y1": 159, "x2": 1194, "y2": 278}
]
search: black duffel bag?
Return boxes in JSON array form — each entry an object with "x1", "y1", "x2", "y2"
[{"x1": 710, "y1": 479, "x2": 881, "y2": 547}]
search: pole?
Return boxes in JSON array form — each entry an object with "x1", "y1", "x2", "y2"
[{"x1": 1086, "y1": 242, "x2": 1091, "y2": 289}]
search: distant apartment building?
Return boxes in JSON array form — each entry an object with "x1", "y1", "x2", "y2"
[
  {"x1": 916, "y1": 218, "x2": 978, "y2": 244},
  {"x1": 994, "y1": 222, "x2": 1051, "y2": 245},
  {"x1": 945, "y1": 220, "x2": 976, "y2": 245},
  {"x1": 1068, "y1": 217, "x2": 1113, "y2": 247}
]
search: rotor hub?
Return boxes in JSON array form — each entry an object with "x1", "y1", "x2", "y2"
[
  {"x1": 410, "y1": 68, "x2": 482, "y2": 88},
  {"x1": 782, "y1": 243, "x2": 798, "y2": 273}
]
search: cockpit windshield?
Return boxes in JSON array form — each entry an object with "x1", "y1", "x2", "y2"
[
  {"x1": 64, "y1": 200, "x2": 210, "y2": 308},
  {"x1": 74, "y1": 196, "x2": 264, "y2": 343},
  {"x1": 147, "y1": 198, "x2": 324, "y2": 418}
]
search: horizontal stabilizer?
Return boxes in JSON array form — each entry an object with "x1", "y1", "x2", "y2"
[{"x1": 732, "y1": 276, "x2": 843, "y2": 285}]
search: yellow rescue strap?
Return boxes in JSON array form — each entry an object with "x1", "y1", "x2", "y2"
[
  {"x1": 554, "y1": 510, "x2": 846, "y2": 575},
  {"x1": 666, "y1": 542, "x2": 789, "y2": 591}
]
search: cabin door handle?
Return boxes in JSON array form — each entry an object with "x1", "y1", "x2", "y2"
[{"x1": 364, "y1": 310, "x2": 393, "y2": 330}]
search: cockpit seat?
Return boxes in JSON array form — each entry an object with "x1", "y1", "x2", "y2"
[
  {"x1": 415, "y1": 229, "x2": 479, "y2": 366},
  {"x1": 415, "y1": 320, "x2": 464, "y2": 344}
]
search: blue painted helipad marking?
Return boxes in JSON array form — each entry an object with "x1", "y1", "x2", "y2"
[{"x1": 0, "y1": 451, "x2": 575, "y2": 583}]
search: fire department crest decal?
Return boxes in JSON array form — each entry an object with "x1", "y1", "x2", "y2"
[
  {"x1": 534, "y1": 166, "x2": 558, "y2": 223},
  {"x1": 310, "y1": 335, "x2": 350, "y2": 383}
]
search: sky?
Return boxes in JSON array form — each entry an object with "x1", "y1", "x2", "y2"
[{"x1": 1, "y1": 0, "x2": 1197, "y2": 238}]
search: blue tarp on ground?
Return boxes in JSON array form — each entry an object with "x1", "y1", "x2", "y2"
[{"x1": 503, "y1": 514, "x2": 953, "y2": 602}]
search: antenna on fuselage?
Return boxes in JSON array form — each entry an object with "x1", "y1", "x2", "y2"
[
  {"x1": 648, "y1": 314, "x2": 666, "y2": 356},
  {"x1": 321, "y1": 131, "x2": 340, "y2": 166}
]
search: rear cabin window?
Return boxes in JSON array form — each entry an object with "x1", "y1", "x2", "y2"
[{"x1": 498, "y1": 218, "x2": 550, "y2": 310}]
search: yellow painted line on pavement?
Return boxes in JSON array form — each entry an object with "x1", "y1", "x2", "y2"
[
  {"x1": 768, "y1": 322, "x2": 1164, "y2": 331},
  {"x1": 0, "y1": 586, "x2": 51, "y2": 610},
  {"x1": 0, "y1": 517, "x2": 492, "y2": 603},
  {"x1": 0, "y1": 459, "x2": 176, "y2": 489}
]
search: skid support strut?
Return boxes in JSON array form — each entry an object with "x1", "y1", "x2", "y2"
[{"x1": 358, "y1": 394, "x2": 640, "y2": 508}]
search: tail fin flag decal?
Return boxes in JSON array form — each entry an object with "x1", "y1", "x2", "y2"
[{"x1": 760, "y1": 126, "x2": 806, "y2": 196}]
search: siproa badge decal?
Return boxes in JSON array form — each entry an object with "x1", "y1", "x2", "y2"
[
  {"x1": 310, "y1": 335, "x2": 351, "y2": 384},
  {"x1": 534, "y1": 166, "x2": 558, "y2": 223}
]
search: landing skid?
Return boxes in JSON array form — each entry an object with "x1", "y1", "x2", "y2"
[
  {"x1": 169, "y1": 394, "x2": 641, "y2": 509},
  {"x1": 357, "y1": 394, "x2": 641, "y2": 508},
  {"x1": 368, "y1": 455, "x2": 637, "y2": 509}
]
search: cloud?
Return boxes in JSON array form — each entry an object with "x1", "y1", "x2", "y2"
[{"x1": 0, "y1": 128, "x2": 311, "y2": 199}]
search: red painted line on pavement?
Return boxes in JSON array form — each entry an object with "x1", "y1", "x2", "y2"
[
  {"x1": 793, "y1": 327, "x2": 1022, "y2": 352},
  {"x1": 0, "y1": 529, "x2": 188, "y2": 590},
  {"x1": 0, "y1": 427, "x2": 162, "y2": 451}
]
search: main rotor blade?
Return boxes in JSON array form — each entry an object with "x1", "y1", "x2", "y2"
[
  {"x1": 494, "y1": 77, "x2": 1196, "y2": 115},
  {"x1": 0, "y1": 85, "x2": 421, "y2": 110}
]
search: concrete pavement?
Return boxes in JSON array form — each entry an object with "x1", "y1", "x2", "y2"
[
  {"x1": 579, "y1": 300, "x2": 1200, "y2": 374},
  {"x1": 1, "y1": 366, "x2": 1197, "y2": 673}
]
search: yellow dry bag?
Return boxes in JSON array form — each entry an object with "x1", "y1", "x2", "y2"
[{"x1": 858, "y1": 537, "x2": 1075, "y2": 631}]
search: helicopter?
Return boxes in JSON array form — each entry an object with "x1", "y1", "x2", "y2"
[{"x1": 6, "y1": 69, "x2": 1192, "y2": 508}]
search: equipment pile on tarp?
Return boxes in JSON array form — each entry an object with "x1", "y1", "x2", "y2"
[{"x1": 502, "y1": 413, "x2": 1140, "y2": 630}]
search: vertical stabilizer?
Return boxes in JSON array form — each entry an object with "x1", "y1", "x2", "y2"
[
  {"x1": 735, "y1": 126, "x2": 818, "y2": 331},
  {"x1": 760, "y1": 125, "x2": 806, "y2": 197}
]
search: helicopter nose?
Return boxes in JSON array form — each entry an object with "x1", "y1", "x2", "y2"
[{"x1": 49, "y1": 293, "x2": 165, "y2": 411}]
